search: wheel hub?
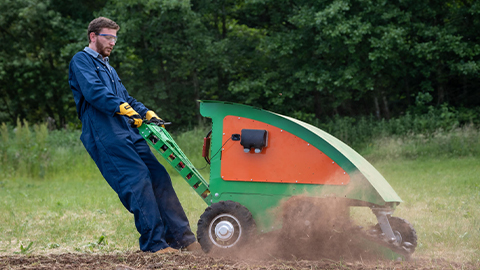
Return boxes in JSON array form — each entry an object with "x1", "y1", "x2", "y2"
[
  {"x1": 208, "y1": 213, "x2": 242, "y2": 248},
  {"x1": 215, "y1": 220, "x2": 235, "y2": 241}
]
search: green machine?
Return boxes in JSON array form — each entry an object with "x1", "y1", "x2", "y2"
[{"x1": 137, "y1": 100, "x2": 417, "y2": 259}]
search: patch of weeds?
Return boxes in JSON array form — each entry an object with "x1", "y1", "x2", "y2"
[
  {"x1": 14, "y1": 242, "x2": 33, "y2": 254},
  {"x1": 48, "y1": 243, "x2": 60, "y2": 249},
  {"x1": 84, "y1": 234, "x2": 108, "y2": 252}
]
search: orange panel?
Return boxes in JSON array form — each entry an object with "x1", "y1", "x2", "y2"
[{"x1": 220, "y1": 116, "x2": 350, "y2": 185}]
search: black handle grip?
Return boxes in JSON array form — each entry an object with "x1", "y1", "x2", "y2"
[{"x1": 127, "y1": 119, "x2": 172, "y2": 126}]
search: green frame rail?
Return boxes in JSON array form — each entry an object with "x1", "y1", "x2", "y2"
[{"x1": 138, "y1": 123, "x2": 212, "y2": 204}]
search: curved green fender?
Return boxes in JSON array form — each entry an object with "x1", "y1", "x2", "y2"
[{"x1": 200, "y1": 100, "x2": 401, "y2": 232}]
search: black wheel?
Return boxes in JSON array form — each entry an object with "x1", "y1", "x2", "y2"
[
  {"x1": 375, "y1": 216, "x2": 417, "y2": 251},
  {"x1": 197, "y1": 200, "x2": 256, "y2": 253}
]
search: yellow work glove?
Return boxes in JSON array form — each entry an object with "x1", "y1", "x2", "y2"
[
  {"x1": 146, "y1": 110, "x2": 165, "y2": 127},
  {"x1": 117, "y1": 102, "x2": 142, "y2": 128}
]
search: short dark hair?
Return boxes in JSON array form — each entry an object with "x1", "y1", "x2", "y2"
[{"x1": 87, "y1": 17, "x2": 120, "y2": 43}]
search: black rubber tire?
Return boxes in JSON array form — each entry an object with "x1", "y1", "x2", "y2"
[
  {"x1": 376, "y1": 216, "x2": 418, "y2": 251},
  {"x1": 197, "y1": 200, "x2": 256, "y2": 253}
]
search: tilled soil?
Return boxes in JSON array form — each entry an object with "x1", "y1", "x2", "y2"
[{"x1": 0, "y1": 252, "x2": 478, "y2": 270}]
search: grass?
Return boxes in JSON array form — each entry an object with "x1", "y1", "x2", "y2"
[
  {"x1": 0, "y1": 122, "x2": 209, "y2": 254},
  {"x1": 351, "y1": 156, "x2": 480, "y2": 263},
  {"x1": 0, "y1": 121, "x2": 479, "y2": 264},
  {"x1": 0, "y1": 172, "x2": 205, "y2": 254}
]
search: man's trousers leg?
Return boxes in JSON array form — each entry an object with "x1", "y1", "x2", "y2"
[
  {"x1": 135, "y1": 140, "x2": 196, "y2": 249},
  {"x1": 85, "y1": 135, "x2": 171, "y2": 252}
]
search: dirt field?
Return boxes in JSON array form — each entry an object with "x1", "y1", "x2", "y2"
[
  {"x1": 2, "y1": 197, "x2": 478, "y2": 270},
  {"x1": 2, "y1": 215, "x2": 478, "y2": 270},
  {"x1": 1, "y1": 251, "x2": 479, "y2": 270}
]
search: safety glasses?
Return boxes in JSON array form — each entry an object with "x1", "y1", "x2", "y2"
[{"x1": 96, "y1": 33, "x2": 117, "y2": 43}]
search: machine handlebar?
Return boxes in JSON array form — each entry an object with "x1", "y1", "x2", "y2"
[{"x1": 128, "y1": 119, "x2": 172, "y2": 127}]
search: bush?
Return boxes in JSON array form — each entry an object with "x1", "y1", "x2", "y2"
[
  {"x1": 1, "y1": 110, "x2": 478, "y2": 179},
  {"x1": 0, "y1": 119, "x2": 49, "y2": 178},
  {"x1": 314, "y1": 104, "x2": 480, "y2": 154},
  {"x1": 0, "y1": 120, "x2": 88, "y2": 179}
]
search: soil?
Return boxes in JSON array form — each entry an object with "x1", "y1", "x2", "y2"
[
  {"x1": 3, "y1": 197, "x2": 477, "y2": 269},
  {"x1": 1, "y1": 251, "x2": 478, "y2": 270}
]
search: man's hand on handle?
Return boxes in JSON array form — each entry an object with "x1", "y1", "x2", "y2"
[
  {"x1": 146, "y1": 110, "x2": 166, "y2": 127},
  {"x1": 117, "y1": 102, "x2": 142, "y2": 128}
]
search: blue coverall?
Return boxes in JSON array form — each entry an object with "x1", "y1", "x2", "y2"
[{"x1": 68, "y1": 48, "x2": 196, "y2": 252}]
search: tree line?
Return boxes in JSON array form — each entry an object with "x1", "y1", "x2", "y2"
[{"x1": 1, "y1": 0, "x2": 479, "y2": 129}]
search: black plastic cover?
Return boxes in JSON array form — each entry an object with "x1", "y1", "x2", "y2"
[{"x1": 240, "y1": 129, "x2": 268, "y2": 150}]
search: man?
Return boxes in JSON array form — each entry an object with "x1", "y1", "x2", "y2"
[{"x1": 68, "y1": 17, "x2": 198, "y2": 253}]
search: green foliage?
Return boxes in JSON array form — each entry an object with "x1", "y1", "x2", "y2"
[
  {"x1": 48, "y1": 243, "x2": 60, "y2": 249},
  {"x1": 14, "y1": 242, "x2": 33, "y2": 254},
  {"x1": 0, "y1": 0, "x2": 97, "y2": 127},
  {"x1": 0, "y1": 119, "x2": 49, "y2": 178},
  {"x1": 1, "y1": 107, "x2": 478, "y2": 182},
  {"x1": 317, "y1": 105, "x2": 480, "y2": 152},
  {"x1": 1, "y1": 0, "x2": 480, "y2": 130},
  {"x1": 82, "y1": 234, "x2": 109, "y2": 252},
  {"x1": 0, "y1": 119, "x2": 92, "y2": 180}
]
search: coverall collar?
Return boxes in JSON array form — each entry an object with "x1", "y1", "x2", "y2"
[{"x1": 84, "y1": 47, "x2": 112, "y2": 72}]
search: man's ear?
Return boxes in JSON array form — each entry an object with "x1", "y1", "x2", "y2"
[{"x1": 89, "y1": 32, "x2": 96, "y2": 43}]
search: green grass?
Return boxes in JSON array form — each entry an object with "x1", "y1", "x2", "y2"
[
  {"x1": 0, "y1": 123, "x2": 210, "y2": 254},
  {"x1": 1, "y1": 156, "x2": 478, "y2": 262},
  {"x1": 0, "y1": 173, "x2": 206, "y2": 254},
  {"x1": 0, "y1": 122, "x2": 479, "y2": 264},
  {"x1": 351, "y1": 156, "x2": 480, "y2": 262}
]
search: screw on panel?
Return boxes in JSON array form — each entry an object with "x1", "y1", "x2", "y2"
[
  {"x1": 307, "y1": 143, "x2": 310, "y2": 146},
  {"x1": 222, "y1": 148, "x2": 224, "y2": 150},
  {"x1": 238, "y1": 117, "x2": 240, "y2": 119},
  {"x1": 222, "y1": 176, "x2": 224, "y2": 178},
  {"x1": 215, "y1": 193, "x2": 219, "y2": 197},
  {"x1": 281, "y1": 130, "x2": 283, "y2": 132},
  {"x1": 296, "y1": 180, "x2": 298, "y2": 183},
  {"x1": 223, "y1": 133, "x2": 225, "y2": 135},
  {"x1": 344, "y1": 172, "x2": 346, "y2": 174},
  {"x1": 332, "y1": 161, "x2": 335, "y2": 164}
]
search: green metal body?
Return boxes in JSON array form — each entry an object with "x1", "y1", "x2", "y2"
[
  {"x1": 138, "y1": 101, "x2": 402, "y2": 234},
  {"x1": 200, "y1": 101, "x2": 402, "y2": 232},
  {"x1": 138, "y1": 124, "x2": 212, "y2": 204}
]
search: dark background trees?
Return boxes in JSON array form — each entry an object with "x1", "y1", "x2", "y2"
[{"x1": 1, "y1": 0, "x2": 479, "y2": 129}]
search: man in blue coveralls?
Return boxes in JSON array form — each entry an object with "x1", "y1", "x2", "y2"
[{"x1": 68, "y1": 17, "x2": 199, "y2": 254}]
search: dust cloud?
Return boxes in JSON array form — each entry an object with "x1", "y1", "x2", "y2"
[{"x1": 210, "y1": 196, "x2": 391, "y2": 262}]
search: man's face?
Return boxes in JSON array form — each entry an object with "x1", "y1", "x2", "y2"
[{"x1": 91, "y1": 28, "x2": 117, "y2": 57}]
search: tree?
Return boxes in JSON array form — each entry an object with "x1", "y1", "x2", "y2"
[{"x1": 0, "y1": 0, "x2": 107, "y2": 128}]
